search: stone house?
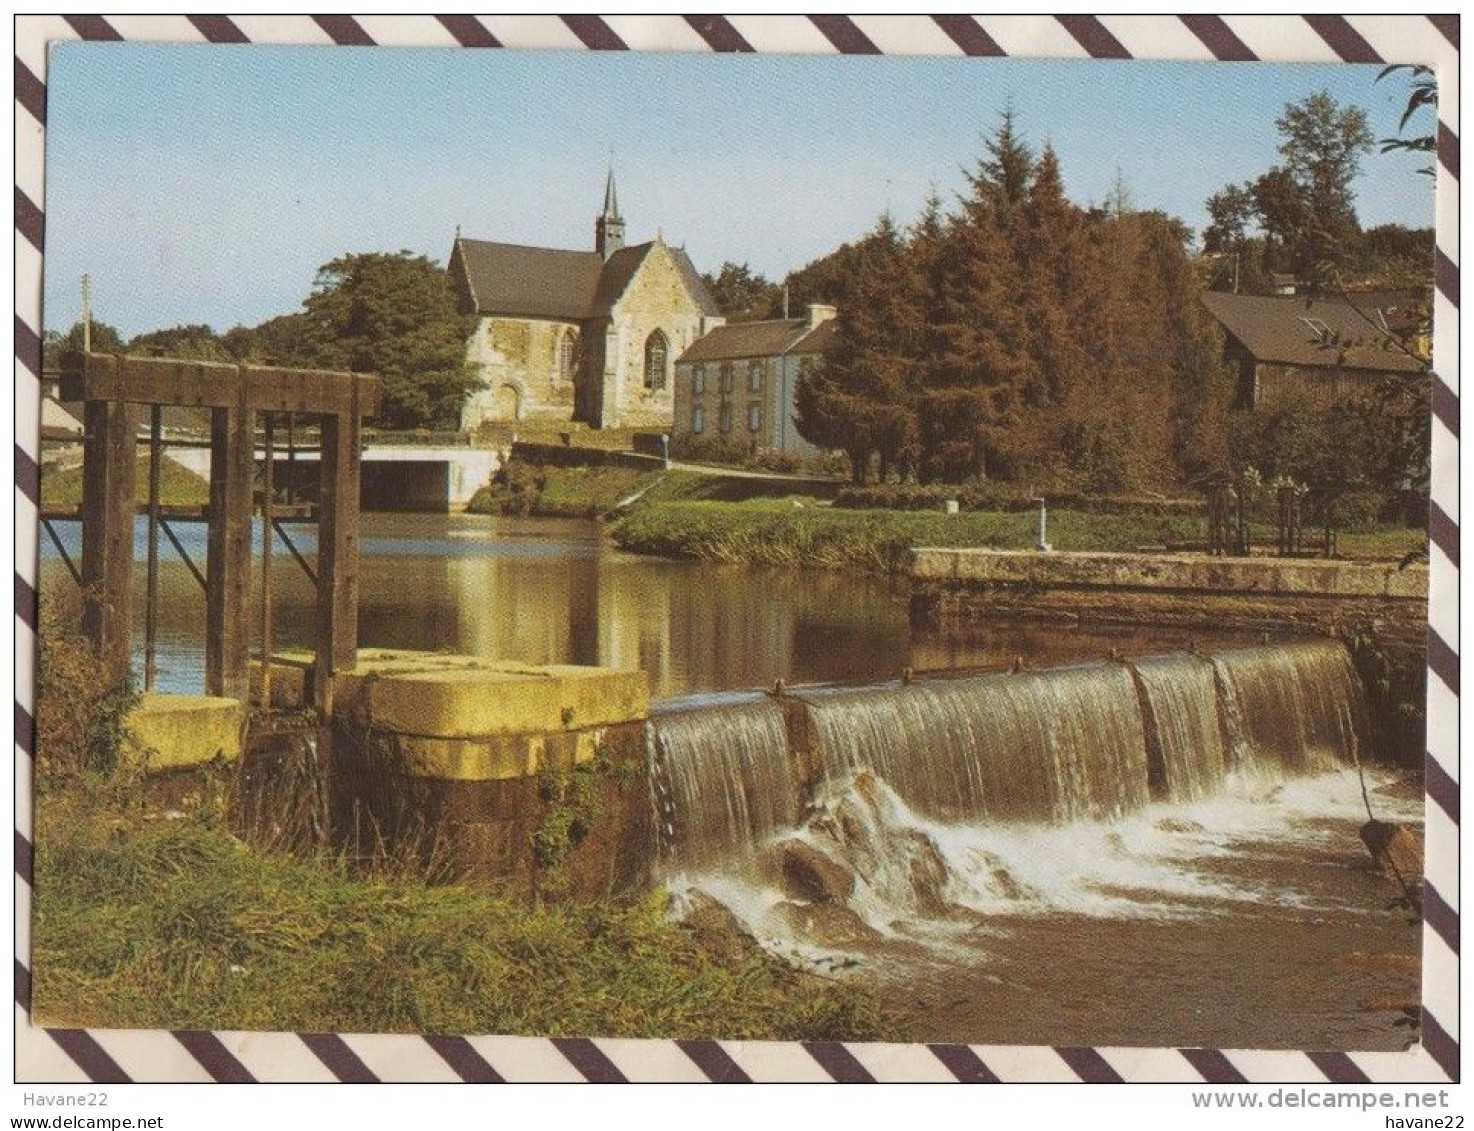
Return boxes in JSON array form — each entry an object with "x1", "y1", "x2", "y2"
[
  {"x1": 673, "y1": 304, "x2": 838, "y2": 457},
  {"x1": 1200, "y1": 291, "x2": 1426, "y2": 410},
  {"x1": 451, "y1": 173, "x2": 723, "y2": 431}
]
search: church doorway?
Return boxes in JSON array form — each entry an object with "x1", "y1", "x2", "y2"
[{"x1": 495, "y1": 383, "x2": 523, "y2": 421}]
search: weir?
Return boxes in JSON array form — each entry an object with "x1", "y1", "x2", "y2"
[
  {"x1": 648, "y1": 697, "x2": 796, "y2": 868},
  {"x1": 647, "y1": 639, "x2": 1372, "y2": 876}
]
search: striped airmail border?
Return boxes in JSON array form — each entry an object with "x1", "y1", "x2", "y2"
[{"x1": 10, "y1": 14, "x2": 1459, "y2": 1083}]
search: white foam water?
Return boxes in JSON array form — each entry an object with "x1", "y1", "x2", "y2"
[
  {"x1": 672, "y1": 765, "x2": 1418, "y2": 966},
  {"x1": 650, "y1": 641, "x2": 1410, "y2": 966}
]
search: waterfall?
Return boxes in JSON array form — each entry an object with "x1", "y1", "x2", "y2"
[
  {"x1": 804, "y1": 663, "x2": 1149, "y2": 824},
  {"x1": 1130, "y1": 653, "x2": 1227, "y2": 802},
  {"x1": 649, "y1": 641, "x2": 1372, "y2": 881},
  {"x1": 647, "y1": 697, "x2": 795, "y2": 869},
  {"x1": 1210, "y1": 641, "x2": 1369, "y2": 775}
]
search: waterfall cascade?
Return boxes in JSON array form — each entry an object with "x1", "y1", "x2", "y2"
[
  {"x1": 646, "y1": 640, "x2": 1372, "y2": 875},
  {"x1": 647, "y1": 697, "x2": 796, "y2": 868}
]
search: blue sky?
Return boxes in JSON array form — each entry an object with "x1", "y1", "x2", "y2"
[{"x1": 43, "y1": 44, "x2": 1434, "y2": 339}]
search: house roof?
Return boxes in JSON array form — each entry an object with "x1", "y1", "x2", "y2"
[
  {"x1": 677, "y1": 319, "x2": 813, "y2": 363},
  {"x1": 1200, "y1": 291, "x2": 1425, "y2": 375},
  {"x1": 451, "y1": 237, "x2": 719, "y2": 322},
  {"x1": 789, "y1": 318, "x2": 839, "y2": 356}
]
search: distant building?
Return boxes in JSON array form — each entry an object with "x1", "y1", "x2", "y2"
[
  {"x1": 451, "y1": 172, "x2": 723, "y2": 431},
  {"x1": 1200, "y1": 291, "x2": 1426, "y2": 410},
  {"x1": 673, "y1": 304, "x2": 838, "y2": 457}
]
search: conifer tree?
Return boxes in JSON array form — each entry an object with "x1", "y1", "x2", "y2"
[
  {"x1": 920, "y1": 115, "x2": 1037, "y2": 482},
  {"x1": 794, "y1": 215, "x2": 923, "y2": 482}
]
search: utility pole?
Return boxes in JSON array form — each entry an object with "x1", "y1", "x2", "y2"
[{"x1": 81, "y1": 273, "x2": 92, "y2": 353}]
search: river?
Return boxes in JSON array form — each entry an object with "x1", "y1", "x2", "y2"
[
  {"x1": 38, "y1": 512, "x2": 1247, "y2": 699},
  {"x1": 37, "y1": 511, "x2": 1421, "y2": 1051}
]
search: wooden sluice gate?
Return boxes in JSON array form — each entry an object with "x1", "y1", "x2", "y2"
[
  {"x1": 60, "y1": 352, "x2": 381, "y2": 705},
  {"x1": 53, "y1": 352, "x2": 381, "y2": 815},
  {"x1": 56, "y1": 353, "x2": 654, "y2": 895}
]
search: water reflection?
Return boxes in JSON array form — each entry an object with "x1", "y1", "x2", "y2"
[{"x1": 38, "y1": 513, "x2": 1256, "y2": 700}]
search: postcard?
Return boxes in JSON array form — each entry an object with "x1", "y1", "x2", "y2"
[{"x1": 14, "y1": 14, "x2": 1457, "y2": 1088}]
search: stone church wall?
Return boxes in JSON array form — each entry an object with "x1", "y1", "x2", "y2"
[
  {"x1": 460, "y1": 316, "x2": 581, "y2": 430},
  {"x1": 602, "y1": 245, "x2": 707, "y2": 430}
]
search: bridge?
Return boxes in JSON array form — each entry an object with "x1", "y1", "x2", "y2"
[{"x1": 168, "y1": 439, "x2": 504, "y2": 512}]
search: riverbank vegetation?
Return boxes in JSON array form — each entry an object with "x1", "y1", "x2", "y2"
[
  {"x1": 467, "y1": 461, "x2": 659, "y2": 518},
  {"x1": 31, "y1": 612, "x2": 888, "y2": 1040},
  {"x1": 610, "y1": 499, "x2": 1424, "y2": 574},
  {"x1": 40, "y1": 454, "x2": 210, "y2": 510},
  {"x1": 32, "y1": 797, "x2": 887, "y2": 1038}
]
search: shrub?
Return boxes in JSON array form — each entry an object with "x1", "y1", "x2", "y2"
[
  {"x1": 34, "y1": 593, "x2": 139, "y2": 791},
  {"x1": 832, "y1": 483, "x2": 1201, "y2": 518}
]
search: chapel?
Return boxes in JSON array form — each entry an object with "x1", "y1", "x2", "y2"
[{"x1": 451, "y1": 173, "x2": 723, "y2": 431}]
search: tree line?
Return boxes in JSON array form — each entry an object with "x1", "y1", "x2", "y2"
[
  {"x1": 781, "y1": 112, "x2": 1226, "y2": 490},
  {"x1": 45, "y1": 252, "x2": 477, "y2": 431},
  {"x1": 1202, "y1": 85, "x2": 1432, "y2": 295}
]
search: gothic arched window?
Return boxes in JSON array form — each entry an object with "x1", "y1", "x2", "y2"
[
  {"x1": 644, "y1": 330, "x2": 669, "y2": 390},
  {"x1": 558, "y1": 329, "x2": 579, "y2": 385}
]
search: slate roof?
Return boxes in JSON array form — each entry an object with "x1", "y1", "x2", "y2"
[
  {"x1": 451, "y1": 237, "x2": 719, "y2": 321},
  {"x1": 1200, "y1": 291, "x2": 1425, "y2": 375},
  {"x1": 789, "y1": 318, "x2": 839, "y2": 356},
  {"x1": 677, "y1": 319, "x2": 814, "y2": 363}
]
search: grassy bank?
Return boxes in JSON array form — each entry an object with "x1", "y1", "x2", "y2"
[
  {"x1": 610, "y1": 500, "x2": 1426, "y2": 572},
  {"x1": 467, "y1": 462, "x2": 659, "y2": 518},
  {"x1": 610, "y1": 501, "x2": 1208, "y2": 574},
  {"x1": 41, "y1": 454, "x2": 210, "y2": 510},
  {"x1": 31, "y1": 610, "x2": 890, "y2": 1040},
  {"x1": 467, "y1": 461, "x2": 842, "y2": 518},
  {"x1": 31, "y1": 794, "x2": 887, "y2": 1038}
]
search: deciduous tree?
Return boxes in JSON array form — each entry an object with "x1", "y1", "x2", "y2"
[{"x1": 299, "y1": 251, "x2": 478, "y2": 429}]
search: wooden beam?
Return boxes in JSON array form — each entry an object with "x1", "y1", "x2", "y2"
[
  {"x1": 313, "y1": 391, "x2": 362, "y2": 712},
  {"x1": 204, "y1": 404, "x2": 254, "y2": 699},
  {"x1": 61, "y1": 354, "x2": 381, "y2": 416},
  {"x1": 79, "y1": 399, "x2": 139, "y2": 687}
]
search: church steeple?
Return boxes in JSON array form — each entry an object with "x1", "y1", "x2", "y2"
[{"x1": 595, "y1": 168, "x2": 625, "y2": 261}]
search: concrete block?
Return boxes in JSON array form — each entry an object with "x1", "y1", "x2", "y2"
[
  {"x1": 391, "y1": 729, "x2": 603, "y2": 782},
  {"x1": 127, "y1": 693, "x2": 244, "y2": 771},
  {"x1": 354, "y1": 665, "x2": 647, "y2": 737},
  {"x1": 250, "y1": 650, "x2": 650, "y2": 738}
]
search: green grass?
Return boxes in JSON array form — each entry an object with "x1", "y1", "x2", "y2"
[
  {"x1": 1333, "y1": 527, "x2": 1428, "y2": 562},
  {"x1": 467, "y1": 463, "x2": 659, "y2": 518},
  {"x1": 610, "y1": 501, "x2": 1206, "y2": 574},
  {"x1": 610, "y1": 500, "x2": 1427, "y2": 573},
  {"x1": 41, "y1": 455, "x2": 210, "y2": 509},
  {"x1": 31, "y1": 794, "x2": 889, "y2": 1040}
]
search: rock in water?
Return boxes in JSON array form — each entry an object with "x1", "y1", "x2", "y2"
[
  {"x1": 771, "y1": 838, "x2": 857, "y2": 904},
  {"x1": 1360, "y1": 820, "x2": 1424, "y2": 882},
  {"x1": 770, "y1": 900, "x2": 880, "y2": 948}
]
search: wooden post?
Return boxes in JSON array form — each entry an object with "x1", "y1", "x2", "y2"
[
  {"x1": 313, "y1": 390, "x2": 362, "y2": 712},
  {"x1": 259, "y1": 414, "x2": 275, "y2": 704},
  {"x1": 205, "y1": 391, "x2": 254, "y2": 700},
  {"x1": 79, "y1": 370, "x2": 139, "y2": 688},
  {"x1": 143, "y1": 405, "x2": 162, "y2": 690}
]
